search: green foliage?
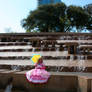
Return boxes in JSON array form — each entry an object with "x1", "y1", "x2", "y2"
[
  {"x1": 67, "y1": 5, "x2": 90, "y2": 32},
  {"x1": 84, "y1": 4, "x2": 92, "y2": 15},
  {"x1": 84, "y1": 4, "x2": 92, "y2": 32},
  {"x1": 21, "y1": 3, "x2": 92, "y2": 33}
]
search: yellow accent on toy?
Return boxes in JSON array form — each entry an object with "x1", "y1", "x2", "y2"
[{"x1": 31, "y1": 54, "x2": 41, "y2": 64}]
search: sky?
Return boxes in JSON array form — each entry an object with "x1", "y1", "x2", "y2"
[{"x1": 0, "y1": 0, "x2": 92, "y2": 33}]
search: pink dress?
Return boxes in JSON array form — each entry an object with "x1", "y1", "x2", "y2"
[{"x1": 26, "y1": 63, "x2": 50, "y2": 84}]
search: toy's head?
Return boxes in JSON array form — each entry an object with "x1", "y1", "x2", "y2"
[{"x1": 37, "y1": 57, "x2": 43, "y2": 64}]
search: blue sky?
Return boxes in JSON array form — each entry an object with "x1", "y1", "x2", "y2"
[{"x1": 0, "y1": 0, "x2": 92, "y2": 33}]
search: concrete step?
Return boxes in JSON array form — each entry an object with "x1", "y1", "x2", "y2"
[
  {"x1": 0, "y1": 42, "x2": 31, "y2": 46},
  {"x1": 1, "y1": 64, "x2": 92, "y2": 72},
  {"x1": 0, "y1": 71, "x2": 92, "y2": 92},
  {"x1": 0, "y1": 47, "x2": 65, "y2": 52},
  {"x1": 0, "y1": 59, "x2": 92, "y2": 66},
  {"x1": 0, "y1": 89, "x2": 25, "y2": 92},
  {"x1": 0, "y1": 51, "x2": 68, "y2": 56},
  {"x1": 0, "y1": 55, "x2": 92, "y2": 60},
  {"x1": 0, "y1": 46, "x2": 32, "y2": 49}
]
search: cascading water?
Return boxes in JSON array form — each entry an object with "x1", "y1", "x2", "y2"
[
  {"x1": 11, "y1": 65, "x2": 20, "y2": 70},
  {"x1": 77, "y1": 55, "x2": 86, "y2": 72},
  {"x1": 11, "y1": 56, "x2": 20, "y2": 70},
  {"x1": 41, "y1": 44, "x2": 44, "y2": 51},
  {"x1": 70, "y1": 55, "x2": 74, "y2": 61},
  {"x1": 56, "y1": 46, "x2": 60, "y2": 72},
  {"x1": 70, "y1": 55, "x2": 74, "y2": 70},
  {"x1": 76, "y1": 37, "x2": 86, "y2": 72},
  {"x1": 55, "y1": 45, "x2": 64, "y2": 72},
  {"x1": 32, "y1": 47, "x2": 35, "y2": 52}
]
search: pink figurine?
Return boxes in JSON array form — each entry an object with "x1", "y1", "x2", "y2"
[{"x1": 26, "y1": 57, "x2": 50, "y2": 84}]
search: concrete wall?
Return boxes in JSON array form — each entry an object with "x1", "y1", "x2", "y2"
[
  {"x1": 0, "y1": 71, "x2": 77, "y2": 92},
  {"x1": 0, "y1": 71, "x2": 92, "y2": 92},
  {"x1": 78, "y1": 76, "x2": 92, "y2": 92}
]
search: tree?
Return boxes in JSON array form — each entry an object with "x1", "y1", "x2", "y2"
[
  {"x1": 21, "y1": 3, "x2": 92, "y2": 33},
  {"x1": 21, "y1": 3, "x2": 68, "y2": 32},
  {"x1": 84, "y1": 4, "x2": 92, "y2": 16},
  {"x1": 84, "y1": 4, "x2": 92, "y2": 32},
  {"x1": 67, "y1": 5, "x2": 90, "y2": 32}
]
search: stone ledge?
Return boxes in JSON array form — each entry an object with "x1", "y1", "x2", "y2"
[{"x1": 0, "y1": 71, "x2": 92, "y2": 92}]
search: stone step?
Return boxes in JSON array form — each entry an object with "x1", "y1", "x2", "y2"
[
  {"x1": 0, "y1": 49, "x2": 33, "y2": 52},
  {"x1": 0, "y1": 40, "x2": 92, "y2": 45},
  {"x1": 0, "y1": 90, "x2": 24, "y2": 92},
  {"x1": 0, "y1": 47, "x2": 65, "y2": 52},
  {"x1": 0, "y1": 47, "x2": 63, "y2": 51},
  {"x1": 0, "y1": 51, "x2": 68, "y2": 56},
  {"x1": 1, "y1": 64, "x2": 92, "y2": 72},
  {"x1": 0, "y1": 55, "x2": 92, "y2": 60},
  {"x1": 0, "y1": 70, "x2": 92, "y2": 92},
  {"x1": 0, "y1": 46, "x2": 32, "y2": 49},
  {"x1": 0, "y1": 59, "x2": 92, "y2": 66},
  {"x1": 0, "y1": 42, "x2": 31, "y2": 46}
]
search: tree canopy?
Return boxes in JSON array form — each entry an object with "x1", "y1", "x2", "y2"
[
  {"x1": 67, "y1": 5, "x2": 91, "y2": 32},
  {"x1": 21, "y1": 3, "x2": 92, "y2": 32},
  {"x1": 84, "y1": 4, "x2": 92, "y2": 16},
  {"x1": 84, "y1": 4, "x2": 92, "y2": 32}
]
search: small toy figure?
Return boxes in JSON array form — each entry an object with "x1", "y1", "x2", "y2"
[{"x1": 26, "y1": 54, "x2": 50, "y2": 84}]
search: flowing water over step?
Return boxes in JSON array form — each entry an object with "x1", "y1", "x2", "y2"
[{"x1": 0, "y1": 33, "x2": 92, "y2": 92}]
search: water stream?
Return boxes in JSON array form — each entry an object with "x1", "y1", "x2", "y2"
[{"x1": 77, "y1": 55, "x2": 86, "y2": 72}]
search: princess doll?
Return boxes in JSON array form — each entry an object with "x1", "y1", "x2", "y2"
[{"x1": 26, "y1": 55, "x2": 50, "y2": 84}]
